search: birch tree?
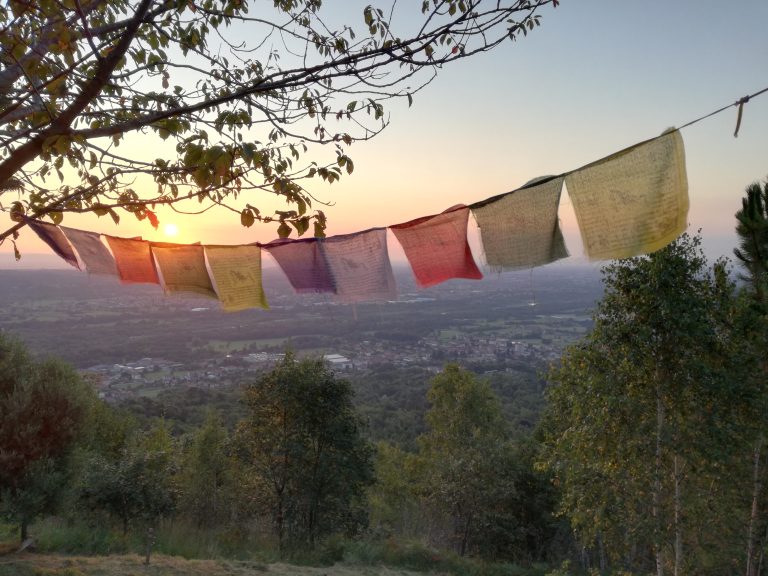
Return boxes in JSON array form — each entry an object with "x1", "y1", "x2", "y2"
[{"x1": 540, "y1": 234, "x2": 759, "y2": 575}]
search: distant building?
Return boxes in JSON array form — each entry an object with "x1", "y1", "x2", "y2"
[
  {"x1": 244, "y1": 352, "x2": 285, "y2": 365},
  {"x1": 324, "y1": 354, "x2": 354, "y2": 371}
]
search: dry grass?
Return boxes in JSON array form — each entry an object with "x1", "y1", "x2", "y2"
[{"x1": 0, "y1": 552, "x2": 428, "y2": 576}]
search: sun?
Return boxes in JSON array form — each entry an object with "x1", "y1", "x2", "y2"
[{"x1": 163, "y1": 223, "x2": 179, "y2": 238}]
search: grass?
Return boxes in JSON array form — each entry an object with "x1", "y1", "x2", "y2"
[
  {"x1": 0, "y1": 553, "x2": 272, "y2": 576},
  {"x1": 0, "y1": 521, "x2": 550, "y2": 576},
  {"x1": 0, "y1": 552, "x2": 548, "y2": 576},
  {"x1": 343, "y1": 540, "x2": 547, "y2": 576}
]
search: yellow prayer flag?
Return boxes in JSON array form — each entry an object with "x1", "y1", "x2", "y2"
[
  {"x1": 472, "y1": 176, "x2": 568, "y2": 270},
  {"x1": 204, "y1": 245, "x2": 269, "y2": 312},
  {"x1": 151, "y1": 244, "x2": 217, "y2": 299},
  {"x1": 565, "y1": 130, "x2": 689, "y2": 260}
]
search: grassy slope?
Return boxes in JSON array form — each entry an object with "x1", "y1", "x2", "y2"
[{"x1": 0, "y1": 553, "x2": 426, "y2": 576}]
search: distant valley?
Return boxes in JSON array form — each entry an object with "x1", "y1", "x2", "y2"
[{"x1": 0, "y1": 263, "x2": 604, "y2": 443}]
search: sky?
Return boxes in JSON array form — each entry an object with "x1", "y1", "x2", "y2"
[{"x1": 2, "y1": 0, "x2": 767, "y2": 271}]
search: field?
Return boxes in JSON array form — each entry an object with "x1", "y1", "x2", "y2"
[{"x1": 0, "y1": 553, "x2": 430, "y2": 576}]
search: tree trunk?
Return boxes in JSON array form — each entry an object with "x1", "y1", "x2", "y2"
[
  {"x1": 276, "y1": 497, "x2": 285, "y2": 558},
  {"x1": 308, "y1": 505, "x2": 316, "y2": 549},
  {"x1": 747, "y1": 439, "x2": 763, "y2": 576},
  {"x1": 459, "y1": 511, "x2": 473, "y2": 557},
  {"x1": 20, "y1": 519, "x2": 28, "y2": 543},
  {"x1": 756, "y1": 514, "x2": 768, "y2": 576},
  {"x1": 212, "y1": 474, "x2": 218, "y2": 519},
  {"x1": 597, "y1": 531, "x2": 607, "y2": 573},
  {"x1": 673, "y1": 455, "x2": 682, "y2": 576},
  {"x1": 144, "y1": 526, "x2": 154, "y2": 565},
  {"x1": 654, "y1": 387, "x2": 665, "y2": 576}
]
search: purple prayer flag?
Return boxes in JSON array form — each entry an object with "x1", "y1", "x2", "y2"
[
  {"x1": 61, "y1": 227, "x2": 117, "y2": 275},
  {"x1": 323, "y1": 228, "x2": 397, "y2": 303},
  {"x1": 264, "y1": 238, "x2": 336, "y2": 294},
  {"x1": 26, "y1": 219, "x2": 80, "y2": 270}
]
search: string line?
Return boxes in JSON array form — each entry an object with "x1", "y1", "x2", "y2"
[
  {"x1": 16, "y1": 84, "x2": 768, "y2": 243},
  {"x1": 470, "y1": 84, "x2": 768, "y2": 210}
]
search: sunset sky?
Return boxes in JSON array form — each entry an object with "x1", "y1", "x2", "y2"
[{"x1": 2, "y1": 0, "x2": 767, "y2": 269}]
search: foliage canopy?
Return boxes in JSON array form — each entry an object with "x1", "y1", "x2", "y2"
[
  {"x1": 539, "y1": 234, "x2": 760, "y2": 575},
  {"x1": 734, "y1": 178, "x2": 768, "y2": 306},
  {"x1": 237, "y1": 352, "x2": 374, "y2": 551},
  {"x1": 0, "y1": 331, "x2": 94, "y2": 540},
  {"x1": 0, "y1": 0, "x2": 558, "y2": 251}
]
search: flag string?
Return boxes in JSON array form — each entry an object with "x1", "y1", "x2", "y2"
[
  {"x1": 469, "y1": 84, "x2": 768, "y2": 211},
  {"x1": 12, "y1": 87, "x2": 768, "y2": 310},
  {"x1": 9, "y1": 84, "x2": 768, "y2": 241}
]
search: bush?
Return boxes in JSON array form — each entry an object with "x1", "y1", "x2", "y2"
[{"x1": 32, "y1": 517, "x2": 128, "y2": 555}]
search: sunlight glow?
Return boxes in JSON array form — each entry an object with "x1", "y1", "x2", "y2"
[{"x1": 163, "y1": 223, "x2": 179, "y2": 237}]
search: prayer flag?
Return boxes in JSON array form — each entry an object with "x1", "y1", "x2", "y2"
[
  {"x1": 105, "y1": 236, "x2": 159, "y2": 284},
  {"x1": 61, "y1": 227, "x2": 117, "y2": 275},
  {"x1": 26, "y1": 220, "x2": 80, "y2": 269},
  {"x1": 151, "y1": 244, "x2": 217, "y2": 298},
  {"x1": 323, "y1": 228, "x2": 397, "y2": 302},
  {"x1": 205, "y1": 245, "x2": 269, "y2": 311},
  {"x1": 390, "y1": 205, "x2": 482, "y2": 287},
  {"x1": 264, "y1": 238, "x2": 336, "y2": 294},
  {"x1": 565, "y1": 130, "x2": 688, "y2": 260},
  {"x1": 472, "y1": 176, "x2": 568, "y2": 270}
]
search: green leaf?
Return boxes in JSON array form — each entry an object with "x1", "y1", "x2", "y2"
[
  {"x1": 10, "y1": 201, "x2": 25, "y2": 222},
  {"x1": 241, "y1": 209, "x2": 255, "y2": 227},
  {"x1": 277, "y1": 221, "x2": 291, "y2": 239},
  {"x1": 291, "y1": 217, "x2": 310, "y2": 236}
]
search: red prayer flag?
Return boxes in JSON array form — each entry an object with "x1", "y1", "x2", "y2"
[
  {"x1": 390, "y1": 205, "x2": 482, "y2": 288},
  {"x1": 105, "y1": 236, "x2": 159, "y2": 284}
]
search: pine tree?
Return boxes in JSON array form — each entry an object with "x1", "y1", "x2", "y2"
[
  {"x1": 734, "y1": 179, "x2": 768, "y2": 306},
  {"x1": 733, "y1": 178, "x2": 768, "y2": 576}
]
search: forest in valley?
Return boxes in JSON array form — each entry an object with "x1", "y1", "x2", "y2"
[{"x1": 1, "y1": 180, "x2": 767, "y2": 576}]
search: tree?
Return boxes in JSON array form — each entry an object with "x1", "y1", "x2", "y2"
[
  {"x1": 0, "y1": 332, "x2": 94, "y2": 542},
  {"x1": 734, "y1": 178, "x2": 768, "y2": 306},
  {"x1": 0, "y1": 0, "x2": 558, "y2": 248},
  {"x1": 368, "y1": 440, "x2": 423, "y2": 538},
  {"x1": 539, "y1": 234, "x2": 759, "y2": 576},
  {"x1": 177, "y1": 409, "x2": 232, "y2": 528},
  {"x1": 236, "y1": 352, "x2": 374, "y2": 552},
  {"x1": 79, "y1": 421, "x2": 177, "y2": 564},
  {"x1": 733, "y1": 177, "x2": 768, "y2": 576},
  {"x1": 417, "y1": 364, "x2": 519, "y2": 558}
]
